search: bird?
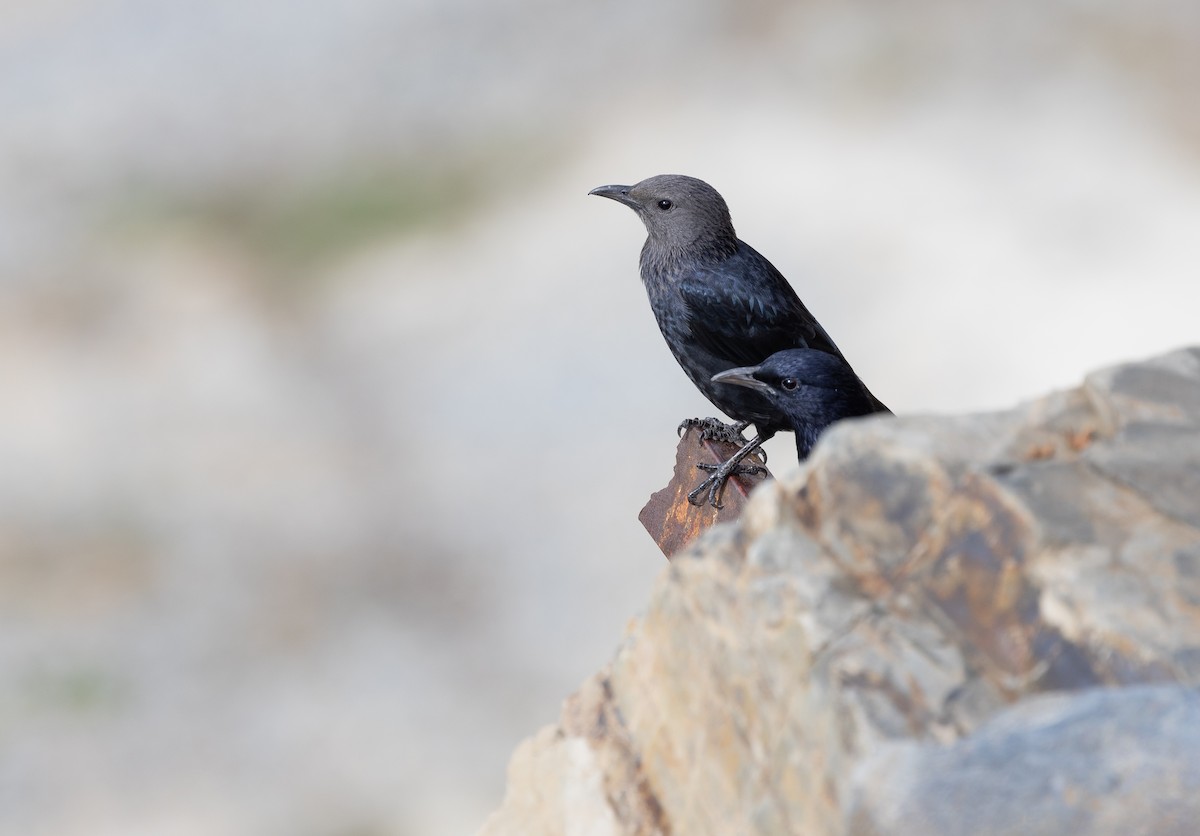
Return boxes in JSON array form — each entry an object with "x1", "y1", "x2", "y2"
[
  {"x1": 710, "y1": 348, "x2": 889, "y2": 462},
  {"x1": 589, "y1": 174, "x2": 887, "y2": 507}
]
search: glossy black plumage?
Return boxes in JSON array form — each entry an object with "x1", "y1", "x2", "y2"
[
  {"x1": 711, "y1": 349, "x2": 890, "y2": 462},
  {"x1": 589, "y1": 174, "x2": 887, "y2": 505}
]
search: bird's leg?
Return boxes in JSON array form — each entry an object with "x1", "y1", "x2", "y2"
[
  {"x1": 687, "y1": 430, "x2": 774, "y2": 509},
  {"x1": 730, "y1": 422, "x2": 769, "y2": 465},
  {"x1": 678, "y1": 417, "x2": 767, "y2": 465}
]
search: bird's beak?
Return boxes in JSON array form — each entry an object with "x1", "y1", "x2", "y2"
[
  {"x1": 711, "y1": 365, "x2": 773, "y2": 395},
  {"x1": 588, "y1": 184, "x2": 639, "y2": 209}
]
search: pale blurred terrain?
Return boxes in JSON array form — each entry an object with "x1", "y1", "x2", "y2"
[{"x1": 1, "y1": 1, "x2": 1198, "y2": 834}]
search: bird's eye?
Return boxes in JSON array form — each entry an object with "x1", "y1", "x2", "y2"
[
  {"x1": 780, "y1": 378, "x2": 799, "y2": 391},
  {"x1": 657, "y1": 199, "x2": 673, "y2": 210}
]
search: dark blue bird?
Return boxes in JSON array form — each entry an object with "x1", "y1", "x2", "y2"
[
  {"x1": 589, "y1": 174, "x2": 887, "y2": 506},
  {"x1": 711, "y1": 348, "x2": 889, "y2": 462}
]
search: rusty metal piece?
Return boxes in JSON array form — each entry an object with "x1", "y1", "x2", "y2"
[{"x1": 639, "y1": 427, "x2": 773, "y2": 559}]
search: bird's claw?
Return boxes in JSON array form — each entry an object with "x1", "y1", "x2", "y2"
[
  {"x1": 695, "y1": 462, "x2": 768, "y2": 477},
  {"x1": 687, "y1": 471, "x2": 727, "y2": 508},
  {"x1": 686, "y1": 457, "x2": 767, "y2": 509},
  {"x1": 677, "y1": 417, "x2": 767, "y2": 466},
  {"x1": 677, "y1": 416, "x2": 749, "y2": 444},
  {"x1": 677, "y1": 416, "x2": 771, "y2": 507}
]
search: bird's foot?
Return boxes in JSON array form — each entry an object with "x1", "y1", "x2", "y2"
[
  {"x1": 687, "y1": 457, "x2": 768, "y2": 509},
  {"x1": 677, "y1": 417, "x2": 766, "y2": 464},
  {"x1": 677, "y1": 416, "x2": 748, "y2": 443}
]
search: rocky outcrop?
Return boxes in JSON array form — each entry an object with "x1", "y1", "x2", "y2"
[{"x1": 480, "y1": 347, "x2": 1200, "y2": 836}]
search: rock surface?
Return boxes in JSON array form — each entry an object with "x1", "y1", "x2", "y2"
[
  {"x1": 847, "y1": 685, "x2": 1200, "y2": 836},
  {"x1": 480, "y1": 347, "x2": 1200, "y2": 836},
  {"x1": 639, "y1": 425, "x2": 772, "y2": 559}
]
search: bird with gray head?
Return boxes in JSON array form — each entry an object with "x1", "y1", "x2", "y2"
[
  {"x1": 589, "y1": 174, "x2": 888, "y2": 507},
  {"x1": 711, "y1": 348, "x2": 888, "y2": 462}
]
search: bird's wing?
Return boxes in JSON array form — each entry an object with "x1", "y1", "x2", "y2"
[{"x1": 677, "y1": 246, "x2": 843, "y2": 367}]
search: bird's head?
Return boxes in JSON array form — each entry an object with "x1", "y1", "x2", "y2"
[
  {"x1": 710, "y1": 349, "x2": 859, "y2": 404},
  {"x1": 589, "y1": 174, "x2": 736, "y2": 256},
  {"x1": 713, "y1": 349, "x2": 884, "y2": 459}
]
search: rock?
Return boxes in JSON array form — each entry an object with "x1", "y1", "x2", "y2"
[
  {"x1": 479, "y1": 347, "x2": 1200, "y2": 836},
  {"x1": 639, "y1": 425, "x2": 773, "y2": 559},
  {"x1": 847, "y1": 685, "x2": 1200, "y2": 836}
]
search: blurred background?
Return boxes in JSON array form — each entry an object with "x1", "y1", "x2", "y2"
[{"x1": 2, "y1": 0, "x2": 1198, "y2": 833}]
